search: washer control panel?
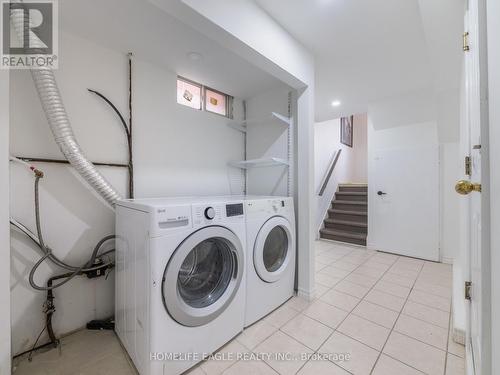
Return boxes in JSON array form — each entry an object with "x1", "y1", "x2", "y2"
[
  {"x1": 193, "y1": 202, "x2": 244, "y2": 226},
  {"x1": 155, "y1": 205, "x2": 192, "y2": 231},
  {"x1": 193, "y1": 204, "x2": 222, "y2": 226},
  {"x1": 226, "y1": 203, "x2": 244, "y2": 217}
]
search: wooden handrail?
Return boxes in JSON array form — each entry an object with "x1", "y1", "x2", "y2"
[{"x1": 318, "y1": 149, "x2": 342, "y2": 196}]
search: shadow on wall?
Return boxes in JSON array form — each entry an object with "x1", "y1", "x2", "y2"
[{"x1": 10, "y1": 163, "x2": 125, "y2": 354}]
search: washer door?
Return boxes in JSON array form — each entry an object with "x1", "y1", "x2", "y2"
[
  {"x1": 254, "y1": 216, "x2": 294, "y2": 283},
  {"x1": 162, "y1": 226, "x2": 243, "y2": 327}
]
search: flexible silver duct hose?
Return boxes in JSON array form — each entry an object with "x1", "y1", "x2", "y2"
[
  {"x1": 29, "y1": 69, "x2": 123, "y2": 205},
  {"x1": 10, "y1": 2, "x2": 122, "y2": 206}
]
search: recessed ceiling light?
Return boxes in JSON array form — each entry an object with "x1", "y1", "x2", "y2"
[
  {"x1": 187, "y1": 52, "x2": 203, "y2": 61},
  {"x1": 331, "y1": 100, "x2": 341, "y2": 107}
]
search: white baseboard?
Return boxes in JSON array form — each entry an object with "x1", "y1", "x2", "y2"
[
  {"x1": 366, "y1": 243, "x2": 377, "y2": 251},
  {"x1": 297, "y1": 288, "x2": 316, "y2": 301},
  {"x1": 441, "y1": 256, "x2": 454, "y2": 265},
  {"x1": 452, "y1": 326, "x2": 466, "y2": 345},
  {"x1": 450, "y1": 302, "x2": 466, "y2": 345}
]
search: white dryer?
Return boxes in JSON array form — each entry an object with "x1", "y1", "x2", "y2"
[
  {"x1": 115, "y1": 197, "x2": 246, "y2": 375},
  {"x1": 244, "y1": 196, "x2": 296, "y2": 327}
]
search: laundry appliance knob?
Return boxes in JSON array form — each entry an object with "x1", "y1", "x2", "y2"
[{"x1": 204, "y1": 207, "x2": 216, "y2": 220}]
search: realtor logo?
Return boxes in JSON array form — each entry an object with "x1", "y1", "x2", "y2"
[{"x1": 1, "y1": 0, "x2": 58, "y2": 69}]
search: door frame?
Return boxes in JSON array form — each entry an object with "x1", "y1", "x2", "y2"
[
  {"x1": 464, "y1": 0, "x2": 492, "y2": 374},
  {"x1": 485, "y1": 0, "x2": 500, "y2": 373}
]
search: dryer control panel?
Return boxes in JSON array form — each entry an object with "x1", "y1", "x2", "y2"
[{"x1": 246, "y1": 198, "x2": 293, "y2": 216}]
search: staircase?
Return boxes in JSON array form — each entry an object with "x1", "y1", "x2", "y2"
[{"x1": 320, "y1": 184, "x2": 368, "y2": 246}]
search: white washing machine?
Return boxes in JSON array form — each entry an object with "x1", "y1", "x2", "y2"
[
  {"x1": 115, "y1": 197, "x2": 246, "y2": 375},
  {"x1": 244, "y1": 196, "x2": 296, "y2": 327}
]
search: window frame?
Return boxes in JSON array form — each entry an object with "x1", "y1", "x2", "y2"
[
  {"x1": 177, "y1": 75, "x2": 203, "y2": 111},
  {"x1": 203, "y1": 86, "x2": 233, "y2": 119},
  {"x1": 176, "y1": 76, "x2": 233, "y2": 119}
]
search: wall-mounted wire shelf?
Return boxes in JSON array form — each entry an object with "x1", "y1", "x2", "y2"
[
  {"x1": 227, "y1": 112, "x2": 291, "y2": 133},
  {"x1": 228, "y1": 157, "x2": 290, "y2": 169}
]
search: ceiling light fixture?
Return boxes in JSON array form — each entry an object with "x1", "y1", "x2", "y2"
[
  {"x1": 331, "y1": 100, "x2": 341, "y2": 107},
  {"x1": 187, "y1": 52, "x2": 203, "y2": 61}
]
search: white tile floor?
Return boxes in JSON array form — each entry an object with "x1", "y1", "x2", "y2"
[{"x1": 13, "y1": 240, "x2": 466, "y2": 375}]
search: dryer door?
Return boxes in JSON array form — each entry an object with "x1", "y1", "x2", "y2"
[
  {"x1": 162, "y1": 226, "x2": 243, "y2": 327},
  {"x1": 254, "y1": 216, "x2": 294, "y2": 283}
]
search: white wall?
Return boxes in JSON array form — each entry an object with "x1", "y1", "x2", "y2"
[
  {"x1": 314, "y1": 114, "x2": 368, "y2": 233},
  {"x1": 368, "y1": 89, "x2": 437, "y2": 131},
  {"x1": 314, "y1": 119, "x2": 340, "y2": 190},
  {"x1": 133, "y1": 59, "x2": 244, "y2": 197},
  {"x1": 1, "y1": 69, "x2": 11, "y2": 374},
  {"x1": 440, "y1": 142, "x2": 461, "y2": 263},
  {"x1": 314, "y1": 114, "x2": 368, "y2": 189},
  {"x1": 351, "y1": 114, "x2": 368, "y2": 183},
  {"x1": 9, "y1": 32, "x2": 244, "y2": 355},
  {"x1": 246, "y1": 88, "x2": 291, "y2": 196}
]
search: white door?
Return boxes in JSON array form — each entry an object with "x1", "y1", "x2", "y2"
[
  {"x1": 370, "y1": 146, "x2": 440, "y2": 261},
  {"x1": 462, "y1": 1, "x2": 486, "y2": 373}
]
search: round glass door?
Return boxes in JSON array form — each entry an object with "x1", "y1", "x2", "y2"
[
  {"x1": 263, "y1": 226, "x2": 288, "y2": 272},
  {"x1": 254, "y1": 217, "x2": 294, "y2": 283},
  {"x1": 178, "y1": 238, "x2": 233, "y2": 308},
  {"x1": 162, "y1": 226, "x2": 243, "y2": 327}
]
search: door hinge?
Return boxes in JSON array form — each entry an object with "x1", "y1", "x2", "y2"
[
  {"x1": 465, "y1": 156, "x2": 472, "y2": 176},
  {"x1": 465, "y1": 281, "x2": 472, "y2": 300},
  {"x1": 463, "y1": 32, "x2": 470, "y2": 52}
]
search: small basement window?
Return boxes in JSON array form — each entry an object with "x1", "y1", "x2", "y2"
[
  {"x1": 177, "y1": 76, "x2": 233, "y2": 118},
  {"x1": 177, "y1": 77, "x2": 202, "y2": 110},
  {"x1": 205, "y1": 88, "x2": 227, "y2": 116}
]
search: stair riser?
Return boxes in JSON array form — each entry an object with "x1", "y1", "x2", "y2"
[
  {"x1": 325, "y1": 222, "x2": 367, "y2": 234},
  {"x1": 320, "y1": 233, "x2": 367, "y2": 246},
  {"x1": 332, "y1": 202, "x2": 367, "y2": 211},
  {"x1": 335, "y1": 193, "x2": 367, "y2": 202},
  {"x1": 339, "y1": 186, "x2": 368, "y2": 193},
  {"x1": 329, "y1": 212, "x2": 367, "y2": 222}
]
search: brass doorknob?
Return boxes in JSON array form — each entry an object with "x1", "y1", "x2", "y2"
[{"x1": 455, "y1": 180, "x2": 482, "y2": 195}]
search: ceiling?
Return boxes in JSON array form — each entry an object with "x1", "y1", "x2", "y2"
[
  {"x1": 59, "y1": 0, "x2": 286, "y2": 99},
  {"x1": 254, "y1": 0, "x2": 464, "y2": 122}
]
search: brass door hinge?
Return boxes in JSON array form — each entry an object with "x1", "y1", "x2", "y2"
[
  {"x1": 463, "y1": 32, "x2": 470, "y2": 52},
  {"x1": 465, "y1": 281, "x2": 472, "y2": 300},
  {"x1": 465, "y1": 156, "x2": 472, "y2": 176}
]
